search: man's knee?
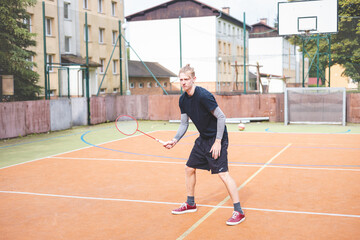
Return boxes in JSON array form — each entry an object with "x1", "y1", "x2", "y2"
[{"x1": 185, "y1": 166, "x2": 196, "y2": 175}]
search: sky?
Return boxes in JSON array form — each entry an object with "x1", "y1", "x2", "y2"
[{"x1": 123, "y1": 0, "x2": 283, "y2": 27}]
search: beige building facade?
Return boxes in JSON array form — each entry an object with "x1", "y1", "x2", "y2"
[{"x1": 27, "y1": 0, "x2": 125, "y2": 98}]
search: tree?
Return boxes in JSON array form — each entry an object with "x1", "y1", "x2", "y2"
[
  {"x1": 0, "y1": 0, "x2": 41, "y2": 101},
  {"x1": 288, "y1": 0, "x2": 360, "y2": 85}
]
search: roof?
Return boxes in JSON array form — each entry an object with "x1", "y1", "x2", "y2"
[
  {"x1": 61, "y1": 54, "x2": 102, "y2": 67},
  {"x1": 126, "y1": 0, "x2": 251, "y2": 30},
  {"x1": 250, "y1": 22, "x2": 279, "y2": 38},
  {"x1": 128, "y1": 60, "x2": 177, "y2": 78}
]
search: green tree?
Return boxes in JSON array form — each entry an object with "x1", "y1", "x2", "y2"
[
  {"x1": 0, "y1": 0, "x2": 41, "y2": 101},
  {"x1": 288, "y1": 0, "x2": 360, "y2": 85}
]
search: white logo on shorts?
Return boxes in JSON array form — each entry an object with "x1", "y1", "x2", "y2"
[{"x1": 219, "y1": 167, "x2": 224, "y2": 172}]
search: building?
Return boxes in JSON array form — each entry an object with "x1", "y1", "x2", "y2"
[
  {"x1": 128, "y1": 60, "x2": 177, "y2": 95},
  {"x1": 325, "y1": 64, "x2": 359, "y2": 90},
  {"x1": 249, "y1": 19, "x2": 309, "y2": 91},
  {"x1": 125, "y1": 0, "x2": 251, "y2": 94},
  {"x1": 26, "y1": 0, "x2": 125, "y2": 98}
]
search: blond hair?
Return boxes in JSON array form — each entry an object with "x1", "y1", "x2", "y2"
[{"x1": 179, "y1": 64, "x2": 195, "y2": 78}]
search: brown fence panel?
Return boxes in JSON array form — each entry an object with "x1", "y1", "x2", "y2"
[
  {"x1": 148, "y1": 95, "x2": 180, "y2": 120},
  {"x1": 0, "y1": 102, "x2": 26, "y2": 139},
  {"x1": 25, "y1": 100, "x2": 50, "y2": 134},
  {"x1": 90, "y1": 97, "x2": 106, "y2": 124},
  {"x1": 105, "y1": 95, "x2": 117, "y2": 122},
  {"x1": 347, "y1": 93, "x2": 360, "y2": 123}
]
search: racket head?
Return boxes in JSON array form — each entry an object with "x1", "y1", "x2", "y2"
[{"x1": 115, "y1": 115, "x2": 139, "y2": 136}]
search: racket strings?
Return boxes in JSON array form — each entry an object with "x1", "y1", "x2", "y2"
[{"x1": 116, "y1": 115, "x2": 138, "y2": 135}]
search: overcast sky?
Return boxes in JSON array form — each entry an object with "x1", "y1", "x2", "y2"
[{"x1": 123, "y1": 0, "x2": 284, "y2": 27}]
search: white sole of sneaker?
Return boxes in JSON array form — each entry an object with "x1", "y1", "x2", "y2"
[
  {"x1": 172, "y1": 208, "x2": 197, "y2": 215},
  {"x1": 226, "y1": 217, "x2": 245, "y2": 226}
]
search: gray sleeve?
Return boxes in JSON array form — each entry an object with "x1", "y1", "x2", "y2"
[
  {"x1": 174, "y1": 113, "x2": 189, "y2": 141},
  {"x1": 212, "y1": 107, "x2": 226, "y2": 140}
]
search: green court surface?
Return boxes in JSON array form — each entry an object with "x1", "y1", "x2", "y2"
[{"x1": 1, "y1": 121, "x2": 360, "y2": 169}]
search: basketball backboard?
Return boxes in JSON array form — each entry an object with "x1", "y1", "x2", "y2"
[{"x1": 278, "y1": 0, "x2": 338, "y2": 36}]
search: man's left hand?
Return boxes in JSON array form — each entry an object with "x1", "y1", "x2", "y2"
[{"x1": 210, "y1": 139, "x2": 222, "y2": 160}]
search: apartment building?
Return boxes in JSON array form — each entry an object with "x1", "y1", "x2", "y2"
[
  {"x1": 26, "y1": 0, "x2": 125, "y2": 98},
  {"x1": 249, "y1": 19, "x2": 309, "y2": 92},
  {"x1": 125, "y1": 0, "x2": 250, "y2": 94}
]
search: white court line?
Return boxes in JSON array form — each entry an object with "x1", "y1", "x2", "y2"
[
  {"x1": 50, "y1": 156, "x2": 360, "y2": 172},
  {"x1": 177, "y1": 143, "x2": 292, "y2": 240},
  {"x1": 0, "y1": 130, "x2": 160, "y2": 171},
  {"x1": 0, "y1": 190, "x2": 359, "y2": 219}
]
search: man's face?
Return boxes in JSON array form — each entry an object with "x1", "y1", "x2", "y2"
[{"x1": 179, "y1": 72, "x2": 196, "y2": 92}]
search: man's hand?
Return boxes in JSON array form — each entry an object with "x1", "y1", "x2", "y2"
[
  {"x1": 163, "y1": 139, "x2": 178, "y2": 149},
  {"x1": 210, "y1": 139, "x2": 222, "y2": 159}
]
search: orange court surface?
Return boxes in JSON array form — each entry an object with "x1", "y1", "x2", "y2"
[{"x1": 0, "y1": 130, "x2": 360, "y2": 239}]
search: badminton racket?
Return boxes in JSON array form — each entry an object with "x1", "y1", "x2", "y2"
[{"x1": 115, "y1": 115, "x2": 165, "y2": 144}]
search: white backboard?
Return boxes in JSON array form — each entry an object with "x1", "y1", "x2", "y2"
[{"x1": 278, "y1": 0, "x2": 338, "y2": 36}]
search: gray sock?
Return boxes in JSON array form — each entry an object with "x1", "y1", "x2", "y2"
[
  {"x1": 234, "y1": 202, "x2": 244, "y2": 214},
  {"x1": 187, "y1": 196, "x2": 195, "y2": 206}
]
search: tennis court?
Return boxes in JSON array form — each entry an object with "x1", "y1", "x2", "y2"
[{"x1": 0, "y1": 122, "x2": 359, "y2": 239}]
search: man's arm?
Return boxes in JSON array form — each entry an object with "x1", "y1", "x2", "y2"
[
  {"x1": 210, "y1": 106, "x2": 226, "y2": 159},
  {"x1": 163, "y1": 113, "x2": 189, "y2": 149}
]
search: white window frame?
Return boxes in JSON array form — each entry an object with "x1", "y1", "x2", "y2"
[
  {"x1": 47, "y1": 54, "x2": 54, "y2": 72},
  {"x1": 147, "y1": 82, "x2": 152, "y2": 88},
  {"x1": 130, "y1": 82, "x2": 135, "y2": 88},
  {"x1": 100, "y1": 59, "x2": 105, "y2": 73},
  {"x1": 99, "y1": 28, "x2": 104, "y2": 43},
  {"x1": 46, "y1": 18, "x2": 52, "y2": 36},
  {"x1": 24, "y1": 15, "x2": 32, "y2": 32},
  {"x1": 139, "y1": 82, "x2": 144, "y2": 88},
  {"x1": 111, "y1": 1, "x2": 116, "y2": 16},
  {"x1": 65, "y1": 36, "x2": 71, "y2": 53},
  {"x1": 64, "y1": 2, "x2": 70, "y2": 20},
  {"x1": 112, "y1": 31, "x2": 117, "y2": 45},
  {"x1": 83, "y1": 0, "x2": 88, "y2": 9},
  {"x1": 98, "y1": 0, "x2": 103, "y2": 13},
  {"x1": 112, "y1": 60, "x2": 118, "y2": 74}
]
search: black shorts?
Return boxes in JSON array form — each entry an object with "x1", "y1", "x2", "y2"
[{"x1": 186, "y1": 132, "x2": 229, "y2": 174}]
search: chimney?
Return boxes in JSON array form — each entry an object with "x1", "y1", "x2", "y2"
[
  {"x1": 260, "y1": 18, "x2": 268, "y2": 25},
  {"x1": 222, "y1": 7, "x2": 230, "y2": 15}
]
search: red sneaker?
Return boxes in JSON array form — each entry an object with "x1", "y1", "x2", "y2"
[
  {"x1": 172, "y1": 203, "x2": 197, "y2": 215},
  {"x1": 226, "y1": 211, "x2": 245, "y2": 226}
]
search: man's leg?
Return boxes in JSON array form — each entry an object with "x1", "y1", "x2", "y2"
[
  {"x1": 172, "y1": 166, "x2": 197, "y2": 214},
  {"x1": 185, "y1": 166, "x2": 196, "y2": 198},
  {"x1": 218, "y1": 171, "x2": 239, "y2": 203},
  {"x1": 218, "y1": 172, "x2": 245, "y2": 225}
]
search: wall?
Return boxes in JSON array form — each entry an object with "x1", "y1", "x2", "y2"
[{"x1": 1, "y1": 93, "x2": 359, "y2": 139}]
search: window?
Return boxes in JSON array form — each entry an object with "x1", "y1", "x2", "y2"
[
  {"x1": 46, "y1": 18, "x2": 52, "y2": 36},
  {"x1": 111, "y1": 1, "x2": 116, "y2": 16},
  {"x1": 112, "y1": 31, "x2": 117, "y2": 45},
  {"x1": 26, "y1": 56, "x2": 34, "y2": 70},
  {"x1": 228, "y1": 24, "x2": 230, "y2": 36},
  {"x1": 112, "y1": 60, "x2": 118, "y2": 74},
  {"x1": 84, "y1": 25, "x2": 91, "y2": 41},
  {"x1": 130, "y1": 82, "x2": 135, "y2": 88},
  {"x1": 83, "y1": 0, "x2": 88, "y2": 9},
  {"x1": 163, "y1": 82, "x2": 168, "y2": 88},
  {"x1": 65, "y1": 36, "x2": 71, "y2": 52},
  {"x1": 218, "y1": 21, "x2": 221, "y2": 33},
  {"x1": 147, "y1": 82, "x2": 152, "y2": 88},
  {"x1": 47, "y1": 54, "x2": 54, "y2": 72},
  {"x1": 98, "y1": 0, "x2": 103, "y2": 13},
  {"x1": 113, "y1": 88, "x2": 119, "y2": 93},
  {"x1": 100, "y1": 88, "x2": 106, "y2": 94},
  {"x1": 50, "y1": 90, "x2": 56, "y2": 97},
  {"x1": 100, "y1": 59, "x2": 105, "y2": 73},
  {"x1": 64, "y1": 2, "x2": 70, "y2": 20},
  {"x1": 228, "y1": 43, "x2": 231, "y2": 55},
  {"x1": 24, "y1": 15, "x2": 32, "y2": 32},
  {"x1": 99, "y1": 28, "x2": 104, "y2": 43},
  {"x1": 223, "y1": 23, "x2": 226, "y2": 35},
  {"x1": 218, "y1": 41, "x2": 222, "y2": 55},
  {"x1": 139, "y1": 83, "x2": 144, "y2": 88}
]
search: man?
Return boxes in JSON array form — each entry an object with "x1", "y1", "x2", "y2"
[{"x1": 163, "y1": 64, "x2": 245, "y2": 226}]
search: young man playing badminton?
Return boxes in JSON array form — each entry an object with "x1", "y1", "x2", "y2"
[{"x1": 163, "y1": 64, "x2": 245, "y2": 226}]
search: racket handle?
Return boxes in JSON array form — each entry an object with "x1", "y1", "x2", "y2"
[{"x1": 156, "y1": 139, "x2": 165, "y2": 145}]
